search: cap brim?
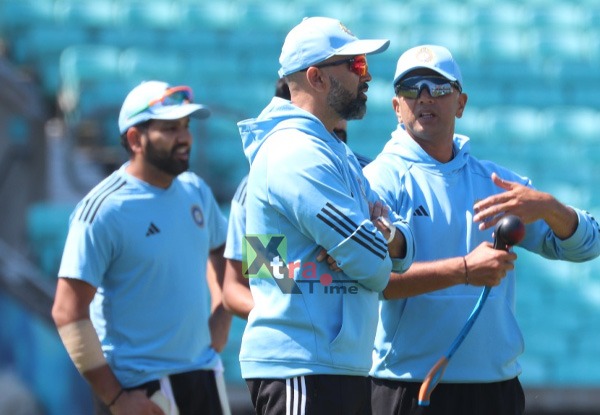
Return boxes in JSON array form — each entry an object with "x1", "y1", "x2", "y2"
[
  {"x1": 394, "y1": 66, "x2": 459, "y2": 86},
  {"x1": 337, "y1": 39, "x2": 390, "y2": 56},
  {"x1": 150, "y1": 103, "x2": 211, "y2": 121}
]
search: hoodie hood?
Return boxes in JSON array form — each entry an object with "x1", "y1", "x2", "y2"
[
  {"x1": 382, "y1": 124, "x2": 471, "y2": 174},
  {"x1": 238, "y1": 97, "x2": 333, "y2": 165}
]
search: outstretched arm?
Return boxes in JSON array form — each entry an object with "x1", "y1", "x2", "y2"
[{"x1": 473, "y1": 172, "x2": 578, "y2": 239}]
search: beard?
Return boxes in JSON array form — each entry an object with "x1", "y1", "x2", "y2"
[
  {"x1": 144, "y1": 139, "x2": 189, "y2": 177},
  {"x1": 327, "y1": 76, "x2": 367, "y2": 120}
]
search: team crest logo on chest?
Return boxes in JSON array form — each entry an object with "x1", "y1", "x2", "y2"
[{"x1": 191, "y1": 205, "x2": 204, "y2": 227}]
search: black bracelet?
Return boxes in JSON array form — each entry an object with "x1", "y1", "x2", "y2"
[
  {"x1": 462, "y1": 256, "x2": 469, "y2": 285},
  {"x1": 108, "y1": 388, "x2": 124, "y2": 408}
]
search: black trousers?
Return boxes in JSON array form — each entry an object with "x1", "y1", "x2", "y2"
[
  {"x1": 247, "y1": 374, "x2": 372, "y2": 415},
  {"x1": 94, "y1": 369, "x2": 225, "y2": 415},
  {"x1": 371, "y1": 377, "x2": 525, "y2": 415}
]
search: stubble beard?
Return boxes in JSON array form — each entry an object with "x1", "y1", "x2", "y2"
[
  {"x1": 145, "y1": 139, "x2": 189, "y2": 177},
  {"x1": 327, "y1": 76, "x2": 367, "y2": 120}
]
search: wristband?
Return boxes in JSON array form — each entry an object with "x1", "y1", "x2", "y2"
[
  {"x1": 57, "y1": 319, "x2": 107, "y2": 373},
  {"x1": 108, "y1": 388, "x2": 125, "y2": 408},
  {"x1": 462, "y1": 256, "x2": 469, "y2": 285},
  {"x1": 378, "y1": 216, "x2": 396, "y2": 244},
  {"x1": 386, "y1": 223, "x2": 396, "y2": 244}
]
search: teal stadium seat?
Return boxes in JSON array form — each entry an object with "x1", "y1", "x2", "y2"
[
  {"x1": 530, "y1": 29, "x2": 598, "y2": 64},
  {"x1": 9, "y1": 25, "x2": 90, "y2": 96},
  {"x1": 455, "y1": 107, "x2": 489, "y2": 141},
  {"x1": 363, "y1": 78, "x2": 394, "y2": 112},
  {"x1": 348, "y1": 110, "x2": 396, "y2": 160},
  {"x1": 178, "y1": 2, "x2": 241, "y2": 30},
  {"x1": 116, "y1": 0, "x2": 177, "y2": 29},
  {"x1": 470, "y1": 28, "x2": 532, "y2": 64},
  {"x1": 543, "y1": 106, "x2": 599, "y2": 142},
  {"x1": 96, "y1": 27, "x2": 165, "y2": 50},
  {"x1": 358, "y1": 2, "x2": 412, "y2": 28},
  {"x1": 162, "y1": 29, "x2": 224, "y2": 55},
  {"x1": 59, "y1": 45, "x2": 122, "y2": 101},
  {"x1": 53, "y1": 0, "x2": 116, "y2": 30},
  {"x1": 554, "y1": 60, "x2": 600, "y2": 89},
  {"x1": 10, "y1": 25, "x2": 89, "y2": 66},
  {"x1": 295, "y1": 3, "x2": 358, "y2": 29},
  {"x1": 0, "y1": 0, "x2": 55, "y2": 36},
  {"x1": 184, "y1": 65, "x2": 250, "y2": 116},
  {"x1": 527, "y1": 3, "x2": 586, "y2": 31},
  {"x1": 239, "y1": 1, "x2": 303, "y2": 32},
  {"x1": 568, "y1": 82, "x2": 600, "y2": 110},
  {"x1": 412, "y1": 2, "x2": 472, "y2": 30},
  {"x1": 58, "y1": 45, "x2": 124, "y2": 150},
  {"x1": 119, "y1": 47, "x2": 185, "y2": 85},
  {"x1": 191, "y1": 112, "x2": 248, "y2": 201},
  {"x1": 522, "y1": 268, "x2": 600, "y2": 387},
  {"x1": 473, "y1": 61, "x2": 544, "y2": 107},
  {"x1": 26, "y1": 202, "x2": 74, "y2": 278},
  {"x1": 507, "y1": 82, "x2": 565, "y2": 108},
  {"x1": 471, "y1": 3, "x2": 530, "y2": 30},
  {"x1": 484, "y1": 106, "x2": 546, "y2": 142},
  {"x1": 462, "y1": 81, "x2": 504, "y2": 108},
  {"x1": 540, "y1": 106, "x2": 599, "y2": 192}
]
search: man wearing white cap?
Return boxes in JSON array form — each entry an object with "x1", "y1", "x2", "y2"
[
  {"x1": 364, "y1": 45, "x2": 600, "y2": 414},
  {"x1": 52, "y1": 81, "x2": 232, "y2": 415},
  {"x1": 237, "y1": 17, "x2": 415, "y2": 414}
]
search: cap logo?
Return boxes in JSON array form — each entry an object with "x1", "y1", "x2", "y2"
[
  {"x1": 338, "y1": 22, "x2": 354, "y2": 37},
  {"x1": 414, "y1": 47, "x2": 435, "y2": 63}
]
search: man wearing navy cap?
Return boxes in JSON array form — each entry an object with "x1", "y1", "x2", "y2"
[
  {"x1": 236, "y1": 17, "x2": 415, "y2": 414},
  {"x1": 365, "y1": 45, "x2": 600, "y2": 415},
  {"x1": 52, "y1": 81, "x2": 232, "y2": 415}
]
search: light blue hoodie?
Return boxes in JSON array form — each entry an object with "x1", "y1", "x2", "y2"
[
  {"x1": 237, "y1": 98, "x2": 415, "y2": 379},
  {"x1": 365, "y1": 125, "x2": 600, "y2": 382}
]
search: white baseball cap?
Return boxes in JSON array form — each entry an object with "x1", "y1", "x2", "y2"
[
  {"x1": 393, "y1": 45, "x2": 463, "y2": 87},
  {"x1": 278, "y1": 17, "x2": 390, "y2": 77},
  {"x1": 118, "y1": 81, "x2": 210, "y2": 134}
]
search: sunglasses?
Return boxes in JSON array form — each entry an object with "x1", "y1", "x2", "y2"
[
  {"x1": 395, "y1": 76, "x2": 462, "y2": 99},
  {"x1": 313, "y1": 55, "x2": 369, "y2": 77},
  {"x1": 128, "y1": 86, "x2": 194, "y2": 119}
]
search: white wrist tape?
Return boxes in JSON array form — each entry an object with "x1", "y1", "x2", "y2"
[
  {"x1": 58, "y1": 319, "x2": 107, "y2": 373},
  {"x1": 377, "y1": 216, "x2": 396, "y2": 244},
  {"x1": 386, "y1": 223, "x2": 396, "y2": 244}
]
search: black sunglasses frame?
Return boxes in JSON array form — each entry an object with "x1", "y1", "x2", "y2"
[{"x1": 394, "y1": 76, "x2": 462, "y2": 99}]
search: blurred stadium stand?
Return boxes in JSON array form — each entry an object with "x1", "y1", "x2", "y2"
[{"x1": 0, "y1": 0, "x2": 600, "y2": 413}]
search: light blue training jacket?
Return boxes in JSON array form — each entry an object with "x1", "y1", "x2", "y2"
[
  {"x1": 364, "y1": 125, "x2": 600, "y2": 383},
  {"x1": 237, "y1": 97, "x2": 415, "y2": 379}
]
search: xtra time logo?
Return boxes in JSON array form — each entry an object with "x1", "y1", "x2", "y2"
[{"x1": 242, "y1": 234, "x2": 359, "y2": 295}]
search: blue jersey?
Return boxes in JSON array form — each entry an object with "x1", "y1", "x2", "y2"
[
  {"x1": 224, "y1": 162, "x2": 371, "y2": 262},
  {"x1": 355, "y1": 152, "x2": 373, "y2": 169},
  {"x1": 224, "y1": 175, "x2": 247, "y2": 262},
  {"x1": 237, "y1": 97, "x2": 415, "y2": 379},
  {"x1": 364, "y1": 125, "x2": 600, "y2": 382},
  {"x1": 58, "y1": 164, "x2": 228, "y2": 387}
]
